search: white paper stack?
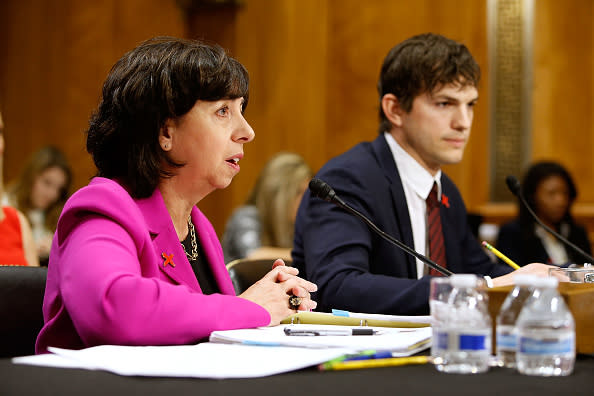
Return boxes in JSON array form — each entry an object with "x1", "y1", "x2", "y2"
[{"x1": 210, "y1": 324, "x2": 432, "y2": 356}]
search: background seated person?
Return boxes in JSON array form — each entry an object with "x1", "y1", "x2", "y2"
[
  {"x1": 4, "y1": 146, "x2": 72, "y2": 265},
  {"x1": 496, "y1": 161, "x2": 592, "y2": 266},
  {"x1": 36, "y1": 37, "x2": 316, "y2": 354},
  {"x1": 0, "y1": 110, "x2": 38, "y2": 267},
  {"x1": 222, "y1": 152, "x2": 312, "y2": 263}
]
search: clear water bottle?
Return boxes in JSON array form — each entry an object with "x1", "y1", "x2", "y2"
[
  {"x1": 430, "y1": 277, "x2": 453, "y2": 365},
  {"x1": 435, "y1": 274, "x2": 491, "y2": 374},
  {"x1": 516, "y1": 277, "x2": 575, "y2": 376},
  {"x1": 496, "y1": 274, "x2": 537, "y2": 368}
]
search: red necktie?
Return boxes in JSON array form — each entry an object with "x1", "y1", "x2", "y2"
[{"x1": 426, "y1": 183, "x2": 447, "y2": 276}]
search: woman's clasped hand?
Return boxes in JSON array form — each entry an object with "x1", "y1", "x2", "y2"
[{"x1": 239, "y1": 259, "x2": 317, "y2": 325}]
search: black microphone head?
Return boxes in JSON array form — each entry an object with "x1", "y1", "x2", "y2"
[
  {"x1": 308, "y1": 178, "x2": 336, "y2": 202},
  {"x1": 505, "y1": 175, "x2": 521, "y2": 197}
]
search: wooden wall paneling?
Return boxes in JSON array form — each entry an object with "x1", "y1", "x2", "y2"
[
  {"x1": 185, "y1": 4, "x2": 238, "y2": 49},
  {"x1": 325, "y1": 0, "x2": 389, "y2": 160},
  {"x1": 530, "y1": 0, "x2": 594, "y2": 248},
  {"x1": 114, "y1": 0, "x2": 187, "y2": 48},
  {"x1": 0, "y1": 0, "x2": 50, "y2": 181},
  {"x1": 532, "y1": 0, "x2": 594, "y2": 203},
  {"x1": 45, "y1": 0, "x2": 118, "y2": 192}
]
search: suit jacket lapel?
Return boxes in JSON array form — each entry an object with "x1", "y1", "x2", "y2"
[
  {"x1": 371, "y1": 136, "x2": 417, "y2": 277},
  {"x1": 136, "y1": 189, "x2": 201, "y2": 291}
]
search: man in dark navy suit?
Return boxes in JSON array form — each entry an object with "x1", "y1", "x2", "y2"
[{"x1": 292, "y1": 33, "x2": 551, "y2": 315}]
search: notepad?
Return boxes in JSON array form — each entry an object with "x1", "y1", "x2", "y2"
[{"x1": 209, "y1": 324, "x2": 431, "y2": 356}]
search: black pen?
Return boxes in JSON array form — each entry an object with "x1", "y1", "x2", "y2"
[{"x1": 284, "y1": 327, "x2": 380, "y2": 336}]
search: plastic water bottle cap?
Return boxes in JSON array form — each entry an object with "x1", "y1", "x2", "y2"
[
  {"x1": 449, "y1": 274, "x2": 478, "y2": 288},
  {"x1": 534, "y1": 276, "x2": 558, "y2": 288},
  {"x1": 513, "y1": 274, "x2": 539, "y2": 286}
]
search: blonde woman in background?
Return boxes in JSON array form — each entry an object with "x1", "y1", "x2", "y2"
[
  {"x1": 222, "y1": 152, "x2": 312, "y2": 263},
  {"x1": 5, "y1": 146, "x2": 72, "y2": 264},
  {"x1": 0, "y1": 110, "x2": 38, "y2": 266}
]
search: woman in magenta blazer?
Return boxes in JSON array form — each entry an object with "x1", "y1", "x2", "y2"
[{"x1": 36, "y1": 37, "x2": 317, "y2": 354}]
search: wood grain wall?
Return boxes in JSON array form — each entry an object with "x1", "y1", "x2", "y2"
[
  {"x1": 0, "y1": 0, "x2": 592, "y2": 239},
  {"x1": 532, "y1": 0, "x2": 593, "y2": 201}
]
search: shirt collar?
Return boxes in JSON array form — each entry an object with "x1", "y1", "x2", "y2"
[{"x1": 384, "y1": 132, "x2": 442, "y2": 200}]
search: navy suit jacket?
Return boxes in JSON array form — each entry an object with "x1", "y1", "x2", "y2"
[{"x1": 293, "y1": 135, "x2": 512, "y2": 315}]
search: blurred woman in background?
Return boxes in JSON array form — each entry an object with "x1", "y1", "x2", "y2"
[
  {"x1": 496, "y1": 161, "x2": 592, "y2": 266},
  {"x1": 0, "y1": 110, "x2": 39, "y2": 266},
  {"x1": 5, "y1": 146, "x2": 72, "y2": 264},
  {"x1": 222, "y1": 152, "x2": 312, "y2": 263}
]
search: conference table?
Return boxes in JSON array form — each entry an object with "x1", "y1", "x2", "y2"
[{"x1": 1, "y1": 354, "x2": 593, "y2": 395}]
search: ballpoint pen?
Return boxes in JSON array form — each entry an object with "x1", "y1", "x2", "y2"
[
  {"x1": 481, "y1": 241, "x2": 520, "y2": 270},
  {"x1": 283, "y1": 327, "x2": 380, "y2": 336}
]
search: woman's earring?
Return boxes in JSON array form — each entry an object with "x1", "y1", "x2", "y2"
[{"x1": 164, "y1": 143, "x2": 170, "y2": 150}]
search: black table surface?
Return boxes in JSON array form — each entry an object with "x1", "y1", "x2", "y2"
[{"x1": 1, "y1": 354, "x2": 593, "y2": 396}]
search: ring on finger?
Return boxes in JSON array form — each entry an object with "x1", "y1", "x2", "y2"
[{"x1": 288, "y1": 295, "x2": 302, "y2": 310}]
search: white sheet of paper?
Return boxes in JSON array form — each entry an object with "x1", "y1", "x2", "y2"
[
  {"x1": 13, "y1": 343, "x2": 351, "y2": 379},
  {"x1": 13, "y1": 353, "x2": 95, "y2": 369}
]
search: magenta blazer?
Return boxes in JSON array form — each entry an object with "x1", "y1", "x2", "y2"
[{"x1": 36, "y1": 177, "x2": 270, "y2": 353}]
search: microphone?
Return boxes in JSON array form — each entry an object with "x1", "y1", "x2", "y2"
[
  {"x1": 506, "y1": 175, "x2": 594, "y2": 264},
  {"x1": 308, "y1": 178, "x2": 453, "y2": 276}
]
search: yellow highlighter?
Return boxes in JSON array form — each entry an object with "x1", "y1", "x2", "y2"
[
  {"x1": 481, "y1": 241, "x2": 520, "y2": 270},
  {"x1": 320, "y1": 356, "x2": 430, "y2": 371}
]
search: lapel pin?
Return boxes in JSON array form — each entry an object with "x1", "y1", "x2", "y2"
[
  {"x1": 442, "y1": 194, "x2": 450, "y2": 208},
  {"x1": 162, "y1": 252, "x2": 175, "y2": 267}
]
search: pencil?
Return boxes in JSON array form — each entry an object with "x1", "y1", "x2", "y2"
[
  {"x1": 481, "y1": 241, "x2": 520, "y2": 270},
  {"x1": 319, "y1": 349, "x2": 378, "y2": 370},
  {"x1": 320, "y1": 355, "x2": 430, "y2": 371}
]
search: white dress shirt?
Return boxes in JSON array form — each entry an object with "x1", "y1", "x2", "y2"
[
  {"x1": 384, "y1": 133, "x2": 442, "y2": 278},
  {"x1": 535, "y1": 223, "x2": 569, "y2": 264}
]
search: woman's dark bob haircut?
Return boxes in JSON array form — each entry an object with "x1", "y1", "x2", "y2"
[{"x1": 86, "y1": 36, "x2": 249, "y2": 198}]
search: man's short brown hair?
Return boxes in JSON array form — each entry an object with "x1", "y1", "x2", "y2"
[{"x1": 377, "y1": 33, "x2": 480, "y2": 133}]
